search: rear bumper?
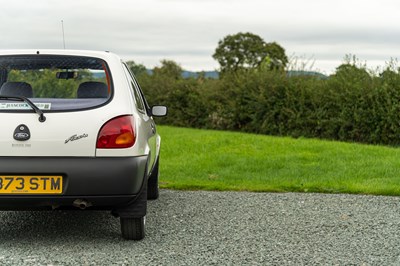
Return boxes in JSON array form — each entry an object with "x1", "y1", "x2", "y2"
[{"x1": 0, "y1": 156, "x2": 148, "y2": 210}]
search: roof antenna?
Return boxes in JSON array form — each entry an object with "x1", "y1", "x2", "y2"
[{"x1": 61, "y1": 20, "x2": 66, "y2": 49}]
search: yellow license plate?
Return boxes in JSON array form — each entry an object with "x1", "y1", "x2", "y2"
[{"x1": 0, "y1": 176, "x2": 62, "y2": 194}]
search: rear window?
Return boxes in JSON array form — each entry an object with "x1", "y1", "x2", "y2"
[{"x1": 0, "y1": 55, "x2": 112, "y2": 111}]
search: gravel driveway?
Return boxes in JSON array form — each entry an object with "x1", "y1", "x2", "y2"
[{"x1": 0, "y1": 190, "x2": 400, "y2": 265}]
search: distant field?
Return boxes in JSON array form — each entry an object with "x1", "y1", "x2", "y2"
[{"x1": 158, "y1": 126, "x2": 400, "y2": 196}]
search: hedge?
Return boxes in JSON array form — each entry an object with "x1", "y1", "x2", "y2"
[{"x1": 137, "y1": 64, "x2": 400, "y2": 146}]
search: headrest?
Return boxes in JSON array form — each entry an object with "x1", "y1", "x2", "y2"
[
  {"x1": 77, "y1": 82, "x2": 108, "y2": 98},
  {"x1": 0, "y1": 82, "x2": 33, "y2": 98}
]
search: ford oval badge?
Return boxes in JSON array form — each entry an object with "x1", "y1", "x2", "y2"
[{"x1": 14, "y1": 124, "x2": 30, "y2": 141}]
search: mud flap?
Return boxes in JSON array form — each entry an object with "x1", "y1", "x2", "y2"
[{"x1": 111, "y1": 180, "x2": 147, "y2": 218}]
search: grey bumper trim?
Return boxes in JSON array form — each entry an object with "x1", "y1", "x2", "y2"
[{"x1": 0, "y1": 156, "x2": 148, "y2": 209}]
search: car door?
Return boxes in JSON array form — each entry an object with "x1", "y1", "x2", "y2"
[{"x1": 122, "y1": 64, "x2": 158, "y2": 173}]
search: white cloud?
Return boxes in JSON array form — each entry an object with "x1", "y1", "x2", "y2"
[{"x1": 0, "y1": 0, "x2": 399, "y2": 73}]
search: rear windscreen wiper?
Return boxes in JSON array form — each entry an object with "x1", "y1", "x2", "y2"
[{"x1": 0, "y1": 95, "x2": 46, "y2": 122}]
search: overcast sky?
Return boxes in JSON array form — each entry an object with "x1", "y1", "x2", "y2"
[{"x1": 1, "y1": 0, "x2": 399, "y2": 74}]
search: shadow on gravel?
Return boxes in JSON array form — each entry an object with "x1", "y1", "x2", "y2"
[
  {"x1": 0, "y1": 195, "x2": 167, "y2": 244},
  {"x1": 0, "y1": 210, "x2": 121, "y2": 242}
]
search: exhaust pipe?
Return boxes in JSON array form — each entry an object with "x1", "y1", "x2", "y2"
[{"x1": 73, "y1": 199, "x2": 92, "y2": 209}]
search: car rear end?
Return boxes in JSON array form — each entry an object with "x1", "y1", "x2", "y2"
[{"x1": 0, "y1": 50, "x2": 158, "y2": 240}]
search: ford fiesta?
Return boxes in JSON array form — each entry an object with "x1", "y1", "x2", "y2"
[{"x1": 0, "y1": 50, "x2": 167, "y2": 240}]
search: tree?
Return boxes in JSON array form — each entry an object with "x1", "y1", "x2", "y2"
[
  {"x1": 212, "y1": 32, "x2": 288, "y2": 73},
  {"x1": 331, "y1": 55, "x2": 371, "y2": 84},
  {"x1": 264, "y1": 42, "x2": 288, "y2": 70},
  {"x1": 126, "y1": 60, "x2": 147, "y2": 76},
  {"x1": 153, "y1": 59, "x2": 183, "y2": 80}
]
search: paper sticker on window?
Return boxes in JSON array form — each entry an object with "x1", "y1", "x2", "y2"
[{"x1": 0, "y1": 103, "x2": 51, "y2": 110}]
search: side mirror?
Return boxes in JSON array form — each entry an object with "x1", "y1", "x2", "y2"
[{"x1": 151, "y1": 105, "x2": 167, "y2": 117}]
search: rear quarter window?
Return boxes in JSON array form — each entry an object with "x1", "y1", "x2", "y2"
[{"x1": 122, "y1": 64, "x2": 146, "y2": 114}]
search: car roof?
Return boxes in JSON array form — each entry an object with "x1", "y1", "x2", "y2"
[{"x1": 0, "y1": 49, "x2": 121, "y2": 62}]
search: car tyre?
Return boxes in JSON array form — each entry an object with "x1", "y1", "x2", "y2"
[
  {"x1": 120, "y1": 216, "x2": 145, "y2": 240},
  {"x1": 147, "y1": 158, "x2": 159, "y2": 200}
]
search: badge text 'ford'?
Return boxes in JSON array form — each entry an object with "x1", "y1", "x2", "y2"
[{"x1": 13, "y1": 124, "x2": 30, "y2": 141}]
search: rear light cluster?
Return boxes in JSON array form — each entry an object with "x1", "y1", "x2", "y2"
[{"x1": 96, "y1": 115, "x2": 136, "y2": 148}]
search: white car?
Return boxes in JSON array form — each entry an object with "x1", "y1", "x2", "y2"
[{"x1": 0, "y1": 50, "x2": 167, "y2": 240}]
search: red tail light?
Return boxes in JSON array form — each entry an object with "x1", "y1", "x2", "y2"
[{"x1": 96, "y1": 115, "x2": 136, "y2": 148}]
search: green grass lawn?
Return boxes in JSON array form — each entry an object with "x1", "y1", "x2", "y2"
[{"x1": 157, "y1": 126, "x2": 400, "y2": 196}]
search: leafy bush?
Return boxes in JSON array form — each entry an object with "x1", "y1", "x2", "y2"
[{"x1": 138, "y1": 58, "x2": 400, "y2": 146}]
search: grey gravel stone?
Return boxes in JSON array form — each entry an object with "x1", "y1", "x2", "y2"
[{"x1": 0, "y1": 190, "x2": 399, "y2": 265}]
